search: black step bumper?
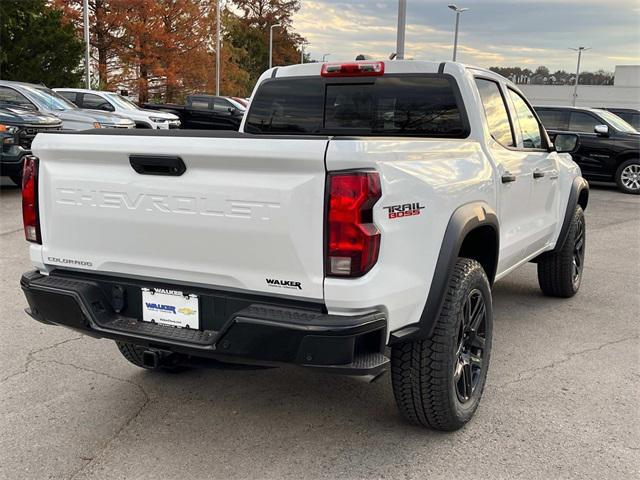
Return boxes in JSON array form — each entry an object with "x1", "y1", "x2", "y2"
[{"x1": 21, "y1": 270, "x2": 389, "y2": 376}]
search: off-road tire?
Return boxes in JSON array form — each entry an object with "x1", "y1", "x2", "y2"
[
  {"x1": 116, "y1": 341, "x2": 155, "y2": 369},
  {"x1": 390, "y1": 258, "x2": 493, "y2": 431},
  {"x1": 537, "y1": 206, "x2": 585, "y2": 298},
  {"x1": 615, "y1": 159, "x2": 640, "y2": 195}
]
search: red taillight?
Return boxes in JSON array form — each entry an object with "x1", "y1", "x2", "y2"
[
  {"x1": 22, "y1": 155, "x2": 41, "y2": 244},
  {"x1": 321, "y1": 61, "x2": 385, "y2": 77},
  {"x1": 326, "y1": 172, "x2": 381, "y2": 277}
]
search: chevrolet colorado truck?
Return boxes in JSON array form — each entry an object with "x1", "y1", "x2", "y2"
[{"x1": 20, "y1": 61, "x2": 588, "y2": 431}]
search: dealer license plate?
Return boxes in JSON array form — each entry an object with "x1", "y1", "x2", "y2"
[{"x1": 141, "y1": 288, "x2": 199, "y2": 330}]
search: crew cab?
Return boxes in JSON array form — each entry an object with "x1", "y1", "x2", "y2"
[
  {"x1": 142, "y1": 95, "x2": 245, "y2": 130},
  {"x1": 55, "y1": 88, "x2": 181, "y2": 130},
  {"x1": 535, "y1": 105, "x2": 639, "y2": 194},
  {"x1": 20, "y1": 61, "x2": 588, "y2": 431}
]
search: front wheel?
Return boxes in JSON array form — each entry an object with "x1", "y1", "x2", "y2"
[
  {"x1": 616, "y1": 159, "x2": 640, "y2": 195},
  {"x1": 537, "y1": 206, "x2": 585, "y2": 297},
  {"x1": 391, "y1": 258, "x2": 493, "y2": 431}
]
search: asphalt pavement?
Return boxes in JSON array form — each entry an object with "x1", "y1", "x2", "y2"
[{"x1": 1, "y1": 178, "x2": 638, "y2": 480}]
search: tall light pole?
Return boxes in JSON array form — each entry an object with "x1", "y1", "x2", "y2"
[
  {"x1": 396, "y1": 0, "x2": 407, "y2": 60},
  {"x1": 570, "y1": 46, "x2": 590, "y2": 106},
  {"x1": 448, "y1": 4, "x2": 469, "y2": 62},
  {"x1": 300, "y1": 41, "x2": 307, "y2": 64},
  {"x1": 269, "y1": 23, "x2": 281, "y2": 69},
  {"x1": 216, "y1": 0, "x2": 221, "y2": 96},
  {"x1": 322, "y1": 53, "x2": 331, "y2": 62},
  {"x1": 83, "y1": 0, "x2": 90, "y2": 88}
]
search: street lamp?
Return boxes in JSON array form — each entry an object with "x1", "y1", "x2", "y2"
[
  {"x1": 300, "y1": 41, "x2": 308, "y2": 64},
  {"x1": 269, "y1": 23, "x2": 281, "y2": 69},
  {"x1": 83, "y1": 0, "x2": 90, "y2": 88},
  {"x1": 322, "y1": 53, "x2": 331, "y2": 62},
  {"x1": 570, "y1": 46, "x2": 591, "y2": 106},
  {"x1": 215, "y1": 0, "x2": 221, "y2": 96},
  {"x1": 396, "y1": 0, "x2": 407, "y2": 60},
  {"x1": 448, "y1": 4, "x2": 469, "y2": 62}
]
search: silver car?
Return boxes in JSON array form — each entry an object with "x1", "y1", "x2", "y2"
[{"x1": 0, "y1": 80, "x2": 135, "y2": 130}]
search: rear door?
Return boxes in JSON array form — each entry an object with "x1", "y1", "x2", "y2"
[
  {"x1": 475, "y1": 78, "x2": 534, "y2": 272},
  {"x1": 34, "y1": 132, "x2": 329, "y2": 300}
]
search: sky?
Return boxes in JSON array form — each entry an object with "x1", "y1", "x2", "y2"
[{"x1": 292, "y1": 0, "x2": 640, "y2": 73}]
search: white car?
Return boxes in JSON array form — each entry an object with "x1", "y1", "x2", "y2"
[
  {"x1": 55, "y1": 88, "x2": 180, "y2": 129},
  {"x1": 22, "y1": 60, "x2": 588, "y2": 431}
]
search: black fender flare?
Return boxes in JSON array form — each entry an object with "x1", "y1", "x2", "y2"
[
  {"x1": 389, "y1": 202, "x2": 499, "y2": 344},
  {"x1": 552, "y1": 176, "x2": 589, "y2": 254}
]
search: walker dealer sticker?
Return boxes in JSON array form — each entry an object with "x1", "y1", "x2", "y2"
[{"x1": 141, "y1": 288, "x2": 199, "y2": 329}]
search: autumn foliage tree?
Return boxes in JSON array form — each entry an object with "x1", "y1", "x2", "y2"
[{"x1": 47, "y1": 0, "x2": 306, "y2": 100}]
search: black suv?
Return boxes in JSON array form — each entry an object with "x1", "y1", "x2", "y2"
[
  {"x1": 601, "y1": 108, "x2": 640, "y2": 130},
  {"x1": 535, "y1": 106, "x2": 640, "y2": 194},
  {"x1": 0, "y1": 104, "x2": 62, "y2": 185}
]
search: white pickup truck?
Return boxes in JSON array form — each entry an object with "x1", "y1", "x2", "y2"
[{"x1": 20, "y1": 60, "x2": 588, "y2": 431}]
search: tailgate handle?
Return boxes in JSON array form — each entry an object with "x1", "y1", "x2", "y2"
[{"x1": 129, "y1": 155, "x2": 186, "y2": 176}]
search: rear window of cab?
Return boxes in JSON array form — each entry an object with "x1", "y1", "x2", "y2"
[{"x1": 244, "y1": 75, "x2": 469, "y2": 138}]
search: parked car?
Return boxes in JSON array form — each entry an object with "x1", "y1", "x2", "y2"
[
  {"x1": 21, "y1": 60, "x2": 588, "y2": 431},
  {"x1": 535, "y1": 105, "x2": 640, "y2": 194},
  {"x1": 0, "y1": 104, "x2": 62, "y2": 185},
  {"x1": 143, "y1": 95, "x2": 244, "y2": 130},
  {"x1": 55, "y1": 88, "x2": 180, "y2": 129},
  {"x1": 0, "y1": 81, "x2": 135, "y2": 130},
  {"x1": 600, "y1": 107, "x2": 640, "y2": 130}
]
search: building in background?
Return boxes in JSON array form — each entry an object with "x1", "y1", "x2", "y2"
[{"x1": 520, "y1": 65, "x2": 640, "y2": 109}]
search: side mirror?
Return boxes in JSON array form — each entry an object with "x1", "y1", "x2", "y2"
[
  {"x1": 554, "y1": 133, "x2": 580, "y2": 153},
  {"x1": 594, "y1": 124, "x2": 609, "y2": 136}
]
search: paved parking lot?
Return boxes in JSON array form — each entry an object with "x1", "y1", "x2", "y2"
[{"x1": 1, "y1": 179, "x2": 638, "y2": 480}]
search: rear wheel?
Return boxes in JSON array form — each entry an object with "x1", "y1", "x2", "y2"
[
  {"x1": 616, "y1": 159, "x2": 640, "y2": 194},
  {"x1": 537, "y1": 206, "x2": 585, "y2": 297},
  {"x1": 115, "y1": 341, "x2": 187, "y2": 372},
  {"x1": 390, "y1": 258, "x2": 493, "y2": 431}
]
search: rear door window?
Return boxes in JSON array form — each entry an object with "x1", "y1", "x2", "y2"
[
  {"x1": 57, "y1": 91, "x2": 79, "y2": 105},
  {"x1": 245, "y1": 75, "x2": 468, "y2": 137},
  {"x1": 568, "y1": 112, "x2": 599, "y2": 133},
  {"x1": 474, "y1": 78, "x2": 514, "y2": 147},
  {"x1": 537, "y1": 109, "x2": 569, "y2": 131}
]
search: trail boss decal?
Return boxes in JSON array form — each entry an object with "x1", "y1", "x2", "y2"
[
  {"x1": 383, "y1": 203, "x2": 425, "y2": 219},
  {"x1": 266, "y1": 279, "x2": 302, "y2": 290}
]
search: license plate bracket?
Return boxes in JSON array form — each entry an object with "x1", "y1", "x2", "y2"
[{"x1": 141, "y1": 288, "x2": 199, "y2": 330}]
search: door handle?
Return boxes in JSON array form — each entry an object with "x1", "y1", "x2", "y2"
[
  {"x1": 533, "y1": 170, "x2": 546, "y2": 179},
  {"x1": 129, "y1": 155, "x2": 186, "y2": 176},
  {"x1": 502, "y1": 172, "x2": 517, "y2": 183}
]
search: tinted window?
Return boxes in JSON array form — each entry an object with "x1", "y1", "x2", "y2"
[
  {"x1": 537, "y1": 109, "x2": 567, "y2": 130},
  {"x1": 568, "y1": 112, "x2": 598, "y2": 133},
  {"x1": 81, "y1": 93, "x2": 110, "y2": 110},
  {"x1": 508, "y1": 89, "x2": 543, "y2": 149},
  {"x1": 58, "y1": 91, "x2": 79, "y2": 105},
  {"x1": 245, "y1": 78, "x2": 324, "y2": 134},
  {"x1": 475, "y1": 79, "x2": 514, "y2": 147},
  {"x1": 245, "y1": 76, "x2": 467, "y2": 137},
  {"x1": 0, "y1": 87, "x2": 33, "y2": 108},
  {"x1": 212, "y1": 98, "x2": 232, "y2": 112}
]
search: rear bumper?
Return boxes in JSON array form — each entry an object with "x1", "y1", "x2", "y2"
[{"x1": 21, "y1": 270, "x2": 388, "y2": 376}]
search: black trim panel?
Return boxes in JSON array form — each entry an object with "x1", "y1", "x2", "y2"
[{"x1": 552, "y1": 176, "x2": 589, "y2": 253}]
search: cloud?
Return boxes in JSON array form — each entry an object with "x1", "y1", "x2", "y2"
[{"x1": 292, "y1": 0, "x2": 640, "y2": 72}]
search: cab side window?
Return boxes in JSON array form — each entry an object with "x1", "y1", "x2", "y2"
[
  {"x1": 508, "y1": 89, "x2": 544, "y2": 149},
  {"x1": 537, "y1": 109, "x2": 568, "y2": 131},
  {"x1": 0, "y1": 87, "x2": 34, "y2": 109},
  {"x1": 568, "y1": 112, "x2": 599, "y2": 133},
  {"x1": 474, "y1": 78, "x2": 515, "y2": 147},
  {"x1": 58, "y1": 91, "x2": 79, "y2": 106},
  {"x1": 82, "y1": 93, "x2": 113, "y2": 111}
]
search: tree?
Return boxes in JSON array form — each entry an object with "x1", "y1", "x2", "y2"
[
  {"x1": 227, "y1": 0, "x2": 305, "y2": 90},
  {"x1": 0, "y1": 0, "x2": 84, "y2": 86},
  {"x1": 51, "y1": 0, "x2": 126, "y2": 89}
]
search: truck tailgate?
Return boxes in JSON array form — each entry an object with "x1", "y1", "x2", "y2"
[{"x1": 32, "y1": 133, "x2": 328, "y2": 300}]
